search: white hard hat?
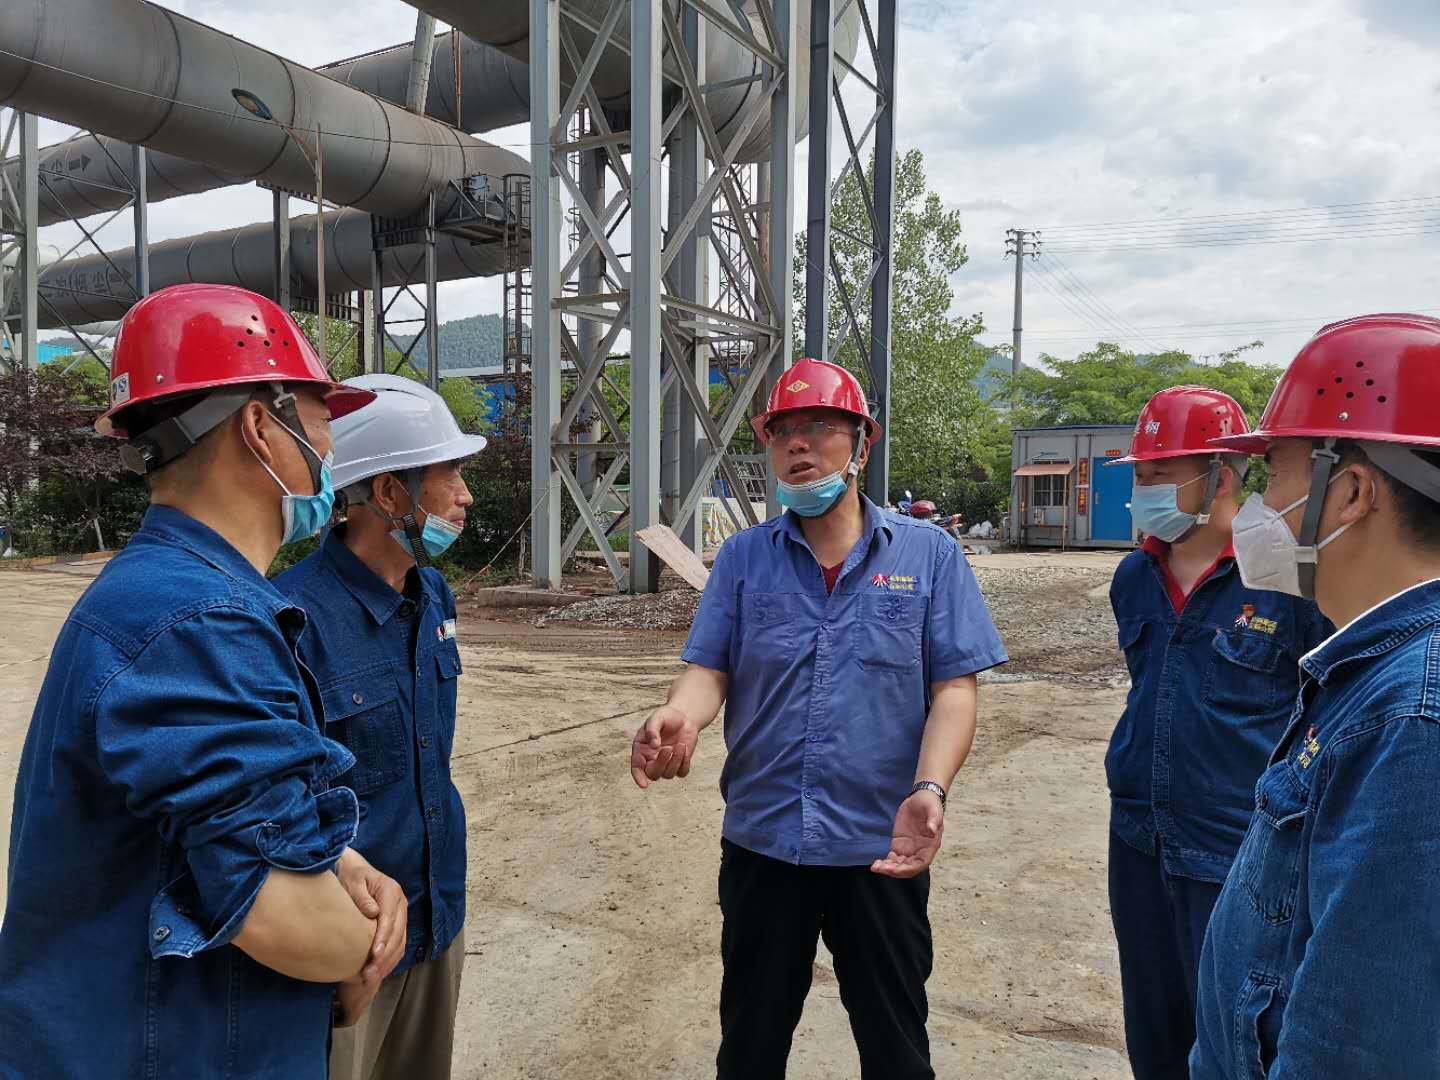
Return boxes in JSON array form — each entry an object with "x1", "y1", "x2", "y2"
[{"x1": 330, "y1": 373, "x2": 488, "y2": 494}]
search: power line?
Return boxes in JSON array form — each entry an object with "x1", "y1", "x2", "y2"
[
  {"x1": 1036, "y1": 253, "x2": 1172, "y2": 354},
  {"x1": 1028, "y1": 260, "x2": 1157, "y2": 351},
  {"x1": 1041, "y1": 223, "x2": 1440, "y2": 253},
  {"x1": 1037, "y1": 192, "x2": 1440, "y2": 233}
]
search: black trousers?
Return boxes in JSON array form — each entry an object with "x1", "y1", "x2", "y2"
[
  {"x1": 716, "y1": 838, "x2": 934, "y2": 1080},
  {"x1": 1108, "y1": 830, "x2": 1224, "y2": 1080}
]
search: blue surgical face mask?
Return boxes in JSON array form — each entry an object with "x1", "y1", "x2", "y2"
[
  {"x1": 251, "y1": 422, "x2": 336, "y2": 545},
  {"x1": 777, "y1": 466, "x2": 855, "y2": 518},
  {"x1": 1130, "y1": 473, "x2": 1206, "y2": 543},
  {"x1": 391, "y1": 507, "x2": 463, "y2": 559}
]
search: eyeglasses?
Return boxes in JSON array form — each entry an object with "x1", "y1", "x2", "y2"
[{"x1": 765, "y1": 419, "x2": 857, "y2": 443}]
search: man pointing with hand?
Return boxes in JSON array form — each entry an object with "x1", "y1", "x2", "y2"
[{"x1": 630, "y1": 359, "x2": 1008, "y2": 1080}]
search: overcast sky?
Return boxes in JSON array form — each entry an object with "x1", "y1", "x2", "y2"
[{"x1": 32, "y1": 0, "x2": 1440, "y2": 368}]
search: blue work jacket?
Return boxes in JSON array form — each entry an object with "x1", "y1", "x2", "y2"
[
  {"x1": 1191, "y1": 579, "x2": 1440, "y2": 1079},
  {"x1": 1108, "y1": 540, "x2": 1331, "y2": 882},
  {"x1": 0, "y1": 506, "x2": 357, "y2": 1080},
  {"x1": 275, "y1": 529, "x2": 466, "y2": 974},
  {"x1": 682, "y1": 497, "x2": 1008, "y2": 866}
]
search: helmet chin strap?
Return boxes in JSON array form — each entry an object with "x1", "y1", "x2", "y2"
[
  {"x1": 397, "y1": 470, "x2": 433, "y2": 569},
  {"x1": 1295, "y1": 439, "x2": 1341, "y2": 601},
  {"x1": 367, "y1": 470, "x2": 433, "y2": 568},
  {"x1": 1194, "y1": 455, "x2": 1224, "y2": 527}
]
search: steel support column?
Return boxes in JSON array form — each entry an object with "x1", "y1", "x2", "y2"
[
  {"x1": 274, "y1": 190, "x2": 292, "y2": 311},
  {"x1": 529, "y1": 0, "x2": 564, "y2": 589},
  {"x1": 528, "y1": 0, "x2": 799, "y2": 592},
  {"x1": 0, "y1": 110, "x2": 39, "y2": 371},
  {"x1": 864, "y1": 0, "x2": 897, "y2": 505},
  {"x1": 765, "y1": 1, "x2": 799, "y2": 519},
  {"x1": 132, "y1": 145, "x2": 149, "y2": 299},
  {"x1": 803, "y1": 0, "x2": 834, "y2": 359},
  {"x1": 424, "y1": 192, "x2": 440, "y2": 390},
  {"x1": 629, "y1": 0, "x2": 664, "y2": 594},
  {"x1": 676, "y1": 5, "x2": 709, "y2": 554}
]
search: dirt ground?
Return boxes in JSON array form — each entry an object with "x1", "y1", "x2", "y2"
[{"x1": 0, "y1": 552, "x2": 1134, "y2": 1079}]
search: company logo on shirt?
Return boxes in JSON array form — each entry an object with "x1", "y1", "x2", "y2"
[
  {"x1": 873, "y1": 573, "x2": 916, "y2": 592},
  {"x1": 436, "y1": 618, "x2": 457, "y2": 641},
  {"x1": 1233, "y1": 606, "x2": 1278, "y2": 635},
  {"x1": 1297, "y1": 731, "x2": 1322, "y2": 769}
]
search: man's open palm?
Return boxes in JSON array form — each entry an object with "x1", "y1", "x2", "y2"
[
  {"x1": 871, "y1": 792, "x2": 944, "y2": 878},
  {"x1": 631, "y1": 705, "x2": 699, "y2": 788}
]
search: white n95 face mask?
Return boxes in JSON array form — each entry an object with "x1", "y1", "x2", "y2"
[{"x1": 1231, "y1": 469, "x2": 1361, "y2": 597}]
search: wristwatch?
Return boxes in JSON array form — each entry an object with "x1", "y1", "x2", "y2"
[{"x1": 910, "y1": 780, "x2": 947, "y2": 809}]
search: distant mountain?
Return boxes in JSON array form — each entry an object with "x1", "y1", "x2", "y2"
[
  {"x1": 396, "y1": 313, "x2": 507, "y2": 372},
  {"x1": 977, "y1": 349, "x2": 1019, "y2": 401}
]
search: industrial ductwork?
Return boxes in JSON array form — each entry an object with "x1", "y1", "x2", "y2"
[
  {"x1": 7, "y1": 1, "x2": 856, "y2": 229},
  {"x1": 0, "y1": 0, "x2": 505, "y2": 218},
  {"x1": 31, "y1": 198, "x2": 521, "y2": 330}
]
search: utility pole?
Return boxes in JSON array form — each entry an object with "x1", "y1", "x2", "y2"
[{"x1": 1004, "y1": 228, "x2": 1039, "y2": 407}]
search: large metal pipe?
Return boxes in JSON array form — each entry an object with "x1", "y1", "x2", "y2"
[
  {"x1": 405, "y1": 14, "x2": 440, "y2": 114},
  {"x1": 6, "y1": 33, "x2": 532, "y2": 229},
  {"x1": 30, "y1": 197, "x2": 524, "y2": 330},
  {"x1": 9, "y1": 1, "x2": 856, "y2": 229},
  {"x1": 0, "y1": 0, "x2": 502, "y2": 218}
]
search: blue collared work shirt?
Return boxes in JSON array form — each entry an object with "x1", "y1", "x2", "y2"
[
  {"x1": 1107, "y1": 541, "x2": 1331, "y2": 883},
  {"x1": 1191, "y1": 579, "x2": 1440, "y2": 1079},
  {"x1": 682, "y1": 498, "x2": 1008, "y2": 866},
  {"x1": 0, "y1": 506, "x2": 358, "y2": 1080},
  {"x1": 275, "y1": 529, "x2": 466, "y2": 974}
]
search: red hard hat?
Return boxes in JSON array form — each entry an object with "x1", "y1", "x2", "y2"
[
  {"x1": 1111, "y1": 385, "x2": 1250, "y2": 464},
  {"x1": 910, "y1": 500, "x2": 937, "y2": 518},
  {"x1": 96, "y1": 284, "x2": 375, "y2": 437},
  {"x1": 1211, "y1": 314, "x2": 1440, "y2": 454},
  {"x1": 750, "y1": 357, "x2": 883, "y2": 447}
]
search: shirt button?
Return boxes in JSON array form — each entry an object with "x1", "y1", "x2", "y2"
[
  {"x1": 352, "y1": 692, "x2": 364, "y2": 706},
  {"x1": 153, "y1": 926, "x2": 170, "y2": 943},
  {"x1": 1258, "y1": 792, "x2": 1269, "y2": 809},
  {"x1": 428, "y1": 807, "x2": 440, "y2": 819},
  {"x1": 803, "y1": 790, "x2": 813, "y2": 799},
  {"x1": 420, "y1": 736, "x2": 432, "y2": 749},
  {"x1": 398, "y1": 600, "x2": 416, "y2": 619}
]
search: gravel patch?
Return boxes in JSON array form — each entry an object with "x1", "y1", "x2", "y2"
[{"x1": 538, "y1": 562, "x2": 1125, "y2": 678}]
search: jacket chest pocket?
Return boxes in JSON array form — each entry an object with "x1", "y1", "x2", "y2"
[
  {"x1": 1205, "y1": 629, "x2": 1285, "y2": 718},
  {"x1": 739, "y1": 593, "x2": 796, "y2": 667},
  {"x1": 859, "y1": 593, "x2": 924, "y2": 673},
  {"x1": 434, "y1": 644, "x2": 462, "y2": 757},
  {"x1": 321, "y1": 673, "x2": 408, "y2": 795},
  {"x1": 1236, "y1": 763, "x2": 1309, "y2": 925}
]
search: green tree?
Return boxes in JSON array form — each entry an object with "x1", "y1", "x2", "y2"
[
  {"x1": 793, "y1": 148, "x2": 994, "y2": 514},
  {"x1": 1007, "y1": 341, "x2": 1280, "y2": 428}
]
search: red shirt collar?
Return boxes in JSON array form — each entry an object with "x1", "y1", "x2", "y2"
[{"x1": 1142, "y1": 535, "x2": 1236, "y2": 613}]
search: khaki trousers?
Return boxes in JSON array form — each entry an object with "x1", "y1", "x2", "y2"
[{"x1": 330, "y1": 930, "x2": 466, "y2": 1080}]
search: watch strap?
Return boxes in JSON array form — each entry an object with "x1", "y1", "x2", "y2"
[{"x1": 911, "y1": 780, "x2": 947, "y2": 809}]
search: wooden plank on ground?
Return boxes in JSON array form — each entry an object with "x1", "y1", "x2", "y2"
[{"x1": 635, "y1": 525, "x2": 710, "y2": 591}]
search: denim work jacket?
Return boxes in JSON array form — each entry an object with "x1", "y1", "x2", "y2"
[
  {"x1": 275, "y1": 529, "x2": 466, "y2": 974},
  {"x1": 0, "y1": 506, "x2": 358, "y2": 1080},
  {"x1": 682, "y1": 497, "x2": 1008, "y2": 866},
  {"x1": 1108, "y1": 544, "x2": 1331, "y2": 882},
  {"x1": 1191, "y1": 579, "x2": 1440, "y2": 1079}
]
